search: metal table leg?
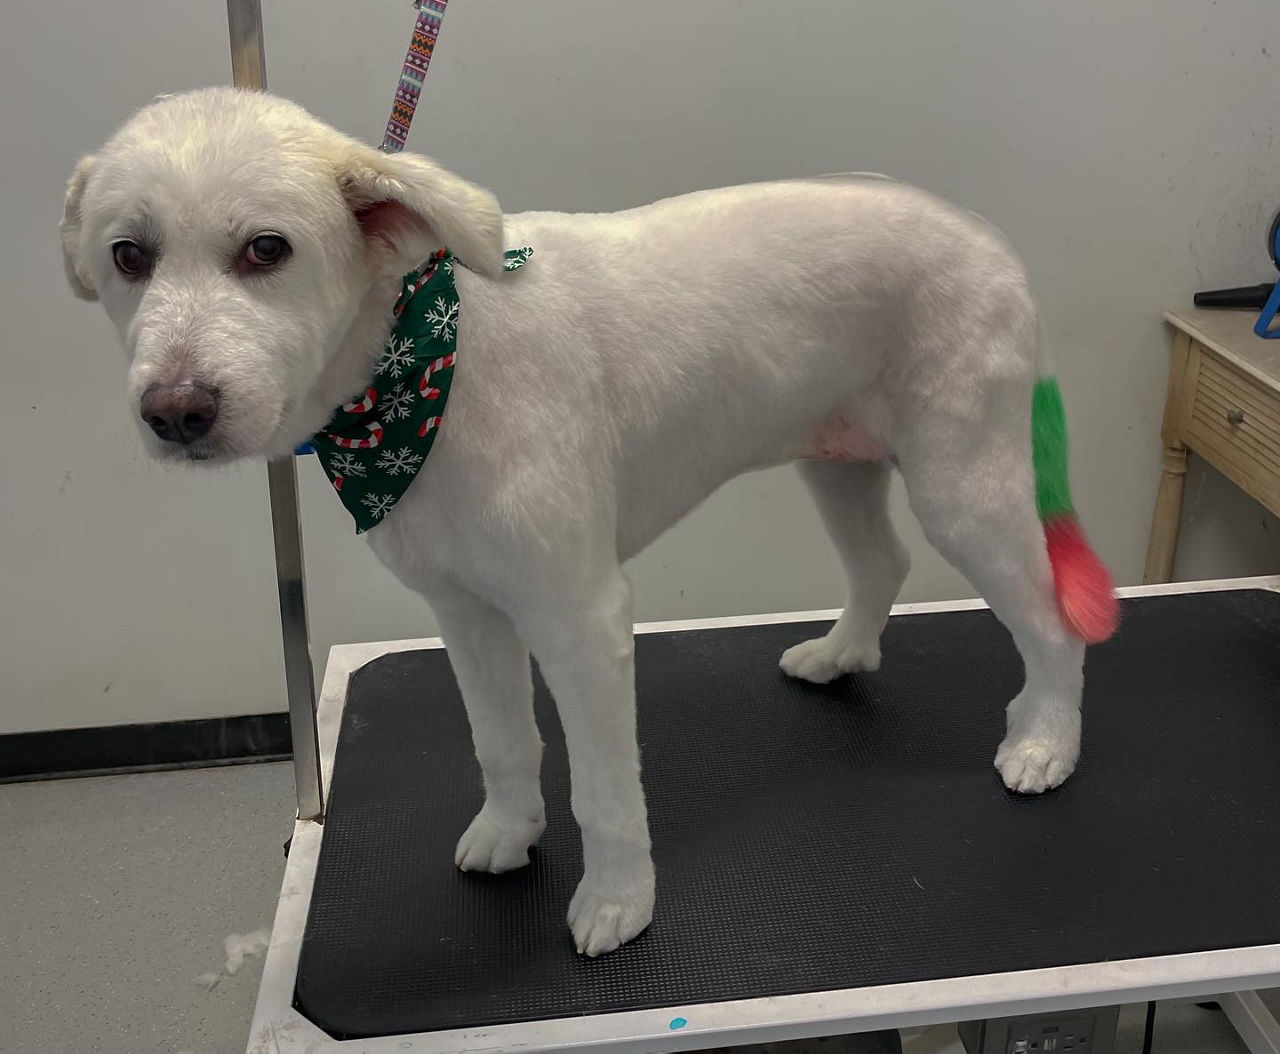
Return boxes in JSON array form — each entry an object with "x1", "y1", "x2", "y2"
[{"x1": 1221, "y1": 992, "x2": 1280, "y2": 1054}]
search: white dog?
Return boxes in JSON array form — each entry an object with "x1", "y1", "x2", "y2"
[{"x1": 62, "y1": 88, "x2": 1115, "y2": 957}]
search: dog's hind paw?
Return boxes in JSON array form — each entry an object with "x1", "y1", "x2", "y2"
[
  {"x1": 455, "y1": 807, "x2": 546, "y2": 873},
  {"x1": 568, "y1": 878, "x2": 655, "y2": 957},
  {"x1": 994, "y1": 733, "x2": 1078, "y2": 794},
  {"x1": 779, "y1": 634, "x2": 880, "y2": 684}
]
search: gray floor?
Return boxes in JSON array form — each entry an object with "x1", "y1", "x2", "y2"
[
  {"x1": 0, "y1": 764, "x2": 1275, "y2": 1054},
  {"x1": 1, "y1": 763, "x2": 294, "y2": 1054}
]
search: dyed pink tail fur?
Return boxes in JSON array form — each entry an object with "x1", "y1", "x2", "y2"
[{"x1": 1043, "y1": 519, "x2": 1119, "y2": 644}]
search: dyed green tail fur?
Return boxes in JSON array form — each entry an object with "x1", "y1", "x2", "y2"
[
  {"x1": 1031, "y1": 377, "x2": 1118, "y2": 643},
  {"x1": 1032, "y1": 378, "x2": 1074, "y2": 522}
]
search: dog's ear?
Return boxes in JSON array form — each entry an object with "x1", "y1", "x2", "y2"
[
  {"x1": 336, "y1": 145, "x2": 504, "y2": 278},
  {"x1": 61, "y1": 155, "x2": 98, "y2": 301}
]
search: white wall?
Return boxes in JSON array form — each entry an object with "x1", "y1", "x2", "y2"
[{"x1": 4, "y1": 1, "x2": 1277, "y2": 734}]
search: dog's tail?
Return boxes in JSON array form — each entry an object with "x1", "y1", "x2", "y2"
[{"x1": 1032, "y1": 377, "x2": 1119, "y2": 643}]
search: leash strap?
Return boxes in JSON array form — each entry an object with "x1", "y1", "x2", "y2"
[
  {"x1": 296, "y1": 1, "x2": 448, "y2": 459},
  {"x1": 381, "y1": 0, "x2": 449, "y2": 153}
]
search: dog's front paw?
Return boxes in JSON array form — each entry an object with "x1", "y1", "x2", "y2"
[
  {"x1": 994, "y1": 733, "x2": 1078, "y2": 794},
  {"x1": 779, "y1": 634, "x2": 880, "y2": 684},
  {"x1": 455, "y1": 806, "x2": 546, "y2": 873},
  {"x1": 568, "y1": 875, "x2": 655, "y2": 957}
]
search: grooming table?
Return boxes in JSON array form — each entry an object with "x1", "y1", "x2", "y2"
[{"x1": 248, "y1": 578, "x2": 1280, "y2": 1054}]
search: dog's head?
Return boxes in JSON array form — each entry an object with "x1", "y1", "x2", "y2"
[{"x1": 61, "y1": 87, "x2": 503, "y2": 461}]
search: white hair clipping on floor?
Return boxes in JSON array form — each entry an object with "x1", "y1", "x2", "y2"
[{"x1": 193, "y1": 927, "x2": 272, "y2": 991}]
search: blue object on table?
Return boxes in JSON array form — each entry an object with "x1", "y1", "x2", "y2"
[
  {"x1": 1255, "y1": 209, "x2": 1280, "y2": 339},
  {"x1": 1257, "y1": 282, "x2": 1280, "y2": 339},
  {"x1": 294, "y1": 442, "x2": 314, "y2": 456}
]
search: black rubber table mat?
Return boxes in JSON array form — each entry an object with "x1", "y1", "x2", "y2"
[{"x1": 295, "y1": 589, "x2": 1280, "y2": 1039}]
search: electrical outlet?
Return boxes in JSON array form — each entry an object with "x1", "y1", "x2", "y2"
[{"x1": 958, "y1": 1006, "x2": 1119, "y2": 1054}]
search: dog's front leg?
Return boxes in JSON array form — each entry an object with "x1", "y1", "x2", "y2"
[
  {"x1": 514, "y1": 567, "x2": 655, "y2": 957},
  {"x1": 426, "y1": 577, "x2": 547, "y2": 873}
]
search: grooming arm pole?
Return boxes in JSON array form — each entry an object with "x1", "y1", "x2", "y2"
[{"x1": 227, "y1": 0, "x2": 325, "y2": 822}]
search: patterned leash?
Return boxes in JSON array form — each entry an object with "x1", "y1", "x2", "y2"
[
  {"x1": 295, "y1": 1, "x2": 449, "y2": 459},
  {"x1": 381, "y1": 0, "x2": 450, "y2": 153}
]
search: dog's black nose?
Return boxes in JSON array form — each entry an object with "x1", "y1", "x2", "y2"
[{"x1": 140, "y1": 381, "x2": 219, "y2": 444}]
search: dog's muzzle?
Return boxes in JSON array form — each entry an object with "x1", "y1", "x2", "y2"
[{"x1": 140, "y1": 381, "x2": 220, "y2": 444}]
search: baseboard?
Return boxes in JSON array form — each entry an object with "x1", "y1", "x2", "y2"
[{"x1": 0, "y1": 712, "x2": 292, "y2": 782}]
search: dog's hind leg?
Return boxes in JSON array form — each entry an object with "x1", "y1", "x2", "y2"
[
  {"x1": 426, "y1": 577, "x2": 548, "y2": 873},
  {"x1": 896, "y1": 385, "x2": 1086, "y2": 794},
  {"x1": 781, "y1": 459, "x2": 909, "y2": 683}
]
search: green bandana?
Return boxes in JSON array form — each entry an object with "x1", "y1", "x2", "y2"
[{"x1": 307, "y1": 246, "x2": 534, "y2": 533}]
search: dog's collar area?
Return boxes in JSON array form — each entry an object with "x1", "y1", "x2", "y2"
[{"x1": 300, "y1": 246, "x2": 533, "y2": 533}]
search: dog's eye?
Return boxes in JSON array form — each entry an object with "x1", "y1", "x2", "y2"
[
  {"x1": 112, "y1": 240, "x2": 152, "y2": 278},
  {"x1": 244, "y1": 233, "x2": 290, "y2": 268}
]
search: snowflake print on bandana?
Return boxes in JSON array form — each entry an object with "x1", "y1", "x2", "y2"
[
  {"x1": 424, "y1": 296, "x2": 458, "y2": 342},
  {"x1": 360, "y1": 492, "x2": 397, "y2": 521},
  {"x1": 503, "y1": 246, "x2": 534, "y2": 270},
  {"x1": 328, "y1": 452, "x2": 367, "y2": 478},
  {"x1": 382, "y1": 382, "x2": 415, "y2": 422},
  {"x1": 376, "y1": 446, "x2": 424, "y2": 476},
  {"x1": 376, "y1": 335, "x2": 415, "y2": 378},
  {"x1": 303, "y1": 246, "x2": 534, "y2": 533}
]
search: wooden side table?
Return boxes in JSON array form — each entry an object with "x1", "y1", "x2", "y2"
[{"x1": 1144, "y1": 308, "x2": 1280, "y2": 583}]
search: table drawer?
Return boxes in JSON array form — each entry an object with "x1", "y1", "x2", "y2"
[{"x1": 1185, "y1": 347, "x2": 1280, "y2": 511}]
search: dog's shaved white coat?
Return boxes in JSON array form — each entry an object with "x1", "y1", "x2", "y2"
[{"x1": 64, "y1": 88, "x2": 1086, "y2": 956}]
